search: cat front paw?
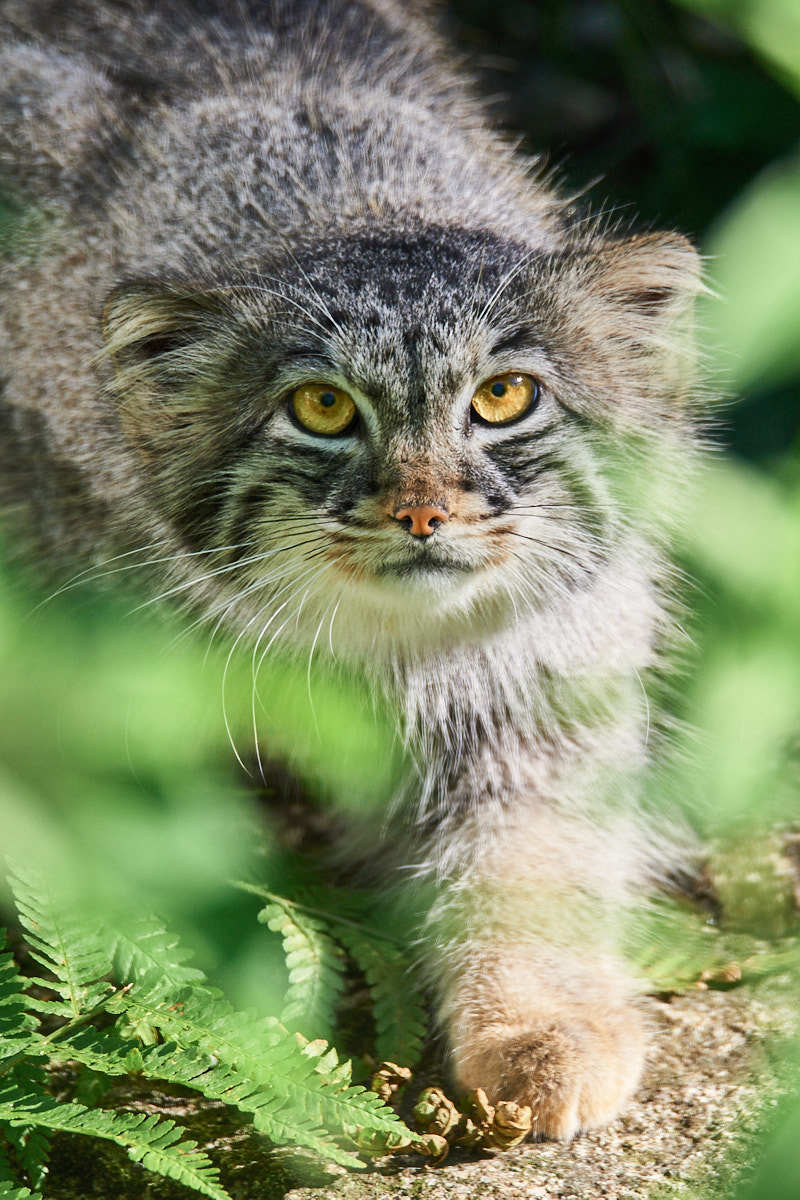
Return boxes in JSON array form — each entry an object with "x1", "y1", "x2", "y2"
[{"x1": 453, "y1": 1009, "x2": 646, "y2": 1141}]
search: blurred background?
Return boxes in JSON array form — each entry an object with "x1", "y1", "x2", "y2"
[{"x1": 1, "y1": 0, "x2": 799, "y2": 1194}]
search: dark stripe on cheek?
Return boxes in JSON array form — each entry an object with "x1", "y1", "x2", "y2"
[
  {"x1": 160, "y1": 431, "x2": 259, "y2": 550},
  {"x1": 223, "y1": 456, "x2": 336, "y2": 559},
  {"x1": 225, "y1": 482, "x2": 274, "y2": 559}
]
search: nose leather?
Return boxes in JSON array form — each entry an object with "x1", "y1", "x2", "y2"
[{"x1": 394, "y1": 504, "x2": 449, "y2": 537}]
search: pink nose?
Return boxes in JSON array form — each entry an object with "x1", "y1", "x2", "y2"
[{"x1": 394, "y1": 504, "x2": 449, "y2": 537}]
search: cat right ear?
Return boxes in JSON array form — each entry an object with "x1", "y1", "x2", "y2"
[
  {"x1": 100, "y1": 281, "x2": 237, "y2": 453},
  {"x1": 101, "y1": 281, "x2": 229, "y2": 382}
]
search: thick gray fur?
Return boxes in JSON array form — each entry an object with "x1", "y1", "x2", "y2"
[{"x1": 0, "y1": 0, "x2": 705, "y2": 1136}]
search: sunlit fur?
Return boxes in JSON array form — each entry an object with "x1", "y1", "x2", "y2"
[{"x1": 1, "y1": 0, "x2": 705, "y2": 1139}]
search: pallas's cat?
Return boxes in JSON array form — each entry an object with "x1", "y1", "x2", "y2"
[{"x1": 0, "y1": 0, "x2": 702, "y2": 1137}]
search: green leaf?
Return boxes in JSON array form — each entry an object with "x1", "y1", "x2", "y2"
[
  {"x1": 0, "y1": 1126, "x2": 49, "y2": 1194},
  {"x1": 5, "y1": 866, "x2": 112, "y2": 1019},
  {"x1": 701, "y1": 153, "x2": 800, "y2": 391},
  {"x1": 0, "y1": 939, "x2": 38, "y2": 1053},
  {"x1": 0, "y1": 1185, "x2": 44, "y2": 1200},
  {"x1": 103, "y1": 984, "x2": 414, "y2": 1166},
  {"x1": 259, "y1": 900, "x2": 347, "y2": 1040},
  {"x1": 110, "y1": 914, "x2": 206, "y2": 997},
  {"x1": 337, "y1": 929, "x2": 427, "y2": 1067},
  {"x1": 0, "y1": 1140, "x2": 21, "y2": 1187},
  {"x1": 0, "y1": 1077, "x2": 231, "y2": 1200}
]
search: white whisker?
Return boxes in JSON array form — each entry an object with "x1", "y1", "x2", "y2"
[
  {"x1": 327, "y1": 593, "x2": 343, "y2": 660},
  {"x1": 130, "y1": 532, "x2": 326, "y2": 614}
]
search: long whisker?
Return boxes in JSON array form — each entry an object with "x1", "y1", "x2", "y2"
[
  {"x1": 195, "y1": 565, "x2": 304, "y2": 661},
  {"x1": 31, "y1": 513, "x2": 324, "y2": 614},
  {"x1": 283, "y1": 249, "x2": 346, "y2": 342},
  {"x1": 129, "y1": 533, "x2": 327, "y2": 613},
  {"x1": 217, "y1": 559, "x2": 327, "y2": 774},
  {"x1": 327, "y1": 593, "x2": 343, "y2": 660},
  {"x1": 476, "y1": 245, "x2": 542, "y2": 327},
  {"x1": 193, "y1": 542, "x2": 329, "y2": 654},
  {"x1": 65, "y1": 543, "x2": 257, "y2": 601},
  {"x1": 252, "y1": 557, "x2": 339, "y2": 685},
  {"x1": 503, "y1": 529, "x2": 593, "y2": 571},
  {"x1": 249, "y1": 558, "x2": 336, "y2": 780},
  {"x1": 207, "y1": 281, "x2": 332, "y2": 339},
  {"x1": 305, "y1": 597, "x2": 333, "y2": 735},
  {"x1": 250, "y1": 558, "x2": 343, "y2": 775},
  {"x1": 29, "y1": 539, "x2": 173, "y2": 612}
]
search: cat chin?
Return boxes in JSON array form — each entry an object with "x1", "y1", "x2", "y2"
[{"x1": 310, "y1": 570, "x2": 521, "y2": 659}]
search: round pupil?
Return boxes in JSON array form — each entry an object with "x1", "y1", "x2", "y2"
[
  {"x1": 320, "y1": 391, "x2": 337, "y2": 408},
  {"x1": 490, "y1": 381, "x2": 507, "y2": 398}
]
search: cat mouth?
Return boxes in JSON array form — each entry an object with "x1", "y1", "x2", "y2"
[{"x1": 375, "y1": 554, "x2": 474, "y2": 579}]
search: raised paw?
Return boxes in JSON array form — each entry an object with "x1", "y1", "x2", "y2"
[{"x1": 453, "y1": 1009, "x2": 646, "y2": 1141}]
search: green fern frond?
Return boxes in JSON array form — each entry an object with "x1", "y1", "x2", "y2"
[
  {"x1": 37, "y1": 1024, "x2": 147, "y2": 1080},
  {"x1": 50, "y1": 1020, "x2": 402, "y2": 1167},
  {"x1": 0, "y1": 1185, "x2": 43, "y2": 1200},
  {"x1": 258, "y1": 900, "x2": 347, "y2": 1040},
  {"x1": 0, "y1": 1077, "x2": 231, "y2": 1200},
  {"x1": 0, "y1": 1140, "x2": 20, "y2": 1185},
  {"x1": 336, "y1": 929, "x2": 427, "y2": 1067},
  {"x1": 238, "y1": 880, "x2": 426, "y2": 1064},
  {"x1": 0, "y1": 1125, "x2": 49, "y2": 1195},
  {"x1": 0, "y1": 941, "x2": 38, "y2": 1052},
  {"x1": 104, "y1": 985, "x2": 414, "y2": 1165},
  {"x1": 110, "y1": 915, "x2": 206, "y2": 996},
  {"x1": 5, "y1": 867, "x2": 112, "y2": 1019}
]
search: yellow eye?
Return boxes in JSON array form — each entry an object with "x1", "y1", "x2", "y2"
[
  {"x1": 290, "y1": 382, "x2": 357, "y2": 436},
  {"x1": 471, "y1": 372, "x2": 540, "y2": 426}
]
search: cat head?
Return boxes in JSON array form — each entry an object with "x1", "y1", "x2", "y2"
[{"x1": 102, "y1": 223, "x2": 702, "y2": 660}]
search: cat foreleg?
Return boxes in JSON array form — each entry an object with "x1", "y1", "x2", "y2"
[{"x1": 424, "y1": 811, "x2": 650, "y2": 1140}]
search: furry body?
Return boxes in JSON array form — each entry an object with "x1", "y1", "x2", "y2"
[{"x1": 0, "y1": 0, "x2": 702, "y2": 1137}]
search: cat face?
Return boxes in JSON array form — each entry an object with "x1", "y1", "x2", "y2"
[{"x1": 103, "y1": 226, "x2": 699, "y2": 657}]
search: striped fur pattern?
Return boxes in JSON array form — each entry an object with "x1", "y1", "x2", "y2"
[{"x1": 0, "y1": 0, "x2": 704, "y2": 1139}]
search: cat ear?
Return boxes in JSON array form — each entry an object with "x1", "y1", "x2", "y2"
[
  {"x1": 559, "y1": 232, "x2": 705, "y2": 412},
  {"x1": 581, "y1": 232, "x2": 703, "y2": 320},
  {"x1": 100, "y1": 281, "x2": 237, "y2": 452},
  {"x1": 102, "y1": 281, "x2": 230, "y2": 385},
  {"x1": 101, "y1": 281, "x2": 256, "y2": 535}
]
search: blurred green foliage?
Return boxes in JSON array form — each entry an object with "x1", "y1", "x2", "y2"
[{"x1": 0, "y1": 557, "x2": 404, "y2": 1015}]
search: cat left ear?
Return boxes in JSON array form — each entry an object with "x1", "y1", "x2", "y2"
[
  {"x1": 584, "y1": 232, "x2": 704, "y2": 319},
  {"x1": 551, "y1": 232, "x2": 706, "y2": 416},
  {"x1": 560, "y1": 232, "x2": 705, "y2": 410}
]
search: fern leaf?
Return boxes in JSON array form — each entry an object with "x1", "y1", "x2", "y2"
[
  {"x1": 110, "y1": 914, "x2": 206, "y2": 997},
  {"x1": 239, "y1": 881, "x2": 426, "y2": 1063},
  {"x1": 0, "y1": 1140, "x2": 20, "y2": 1186},
  {"x1": 0, "y1": 1066, "x2": 50, "y2": 1194},
  {"x1": 0, "y1": 1077, "x2": 231, "y2": 1200},
  {"x1": 104, "y1": 985, "x2": 414, "y2": 1165},
  {"x1": 337, "y1": 929, "x2": 426, "y2": 1067},
  {"x1": 0, "y1": 942, "x2": 38, "y2": 1059},
  {"x1": 259, "y1": 900, "x2": 347, "y2": 1041},
  {"x1": 59, "y1": 1009, "x2": 366, "y2": 1168},
  {"x1": 0, "y1": 1127, "x2": 49, "y2": 1195},
  {"x1": 5, "y1": 866, "x2": 112, "y2": 1018},
  {"x1": 0, "y1": 1186, "x2": 43, "y2": 1200}
]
